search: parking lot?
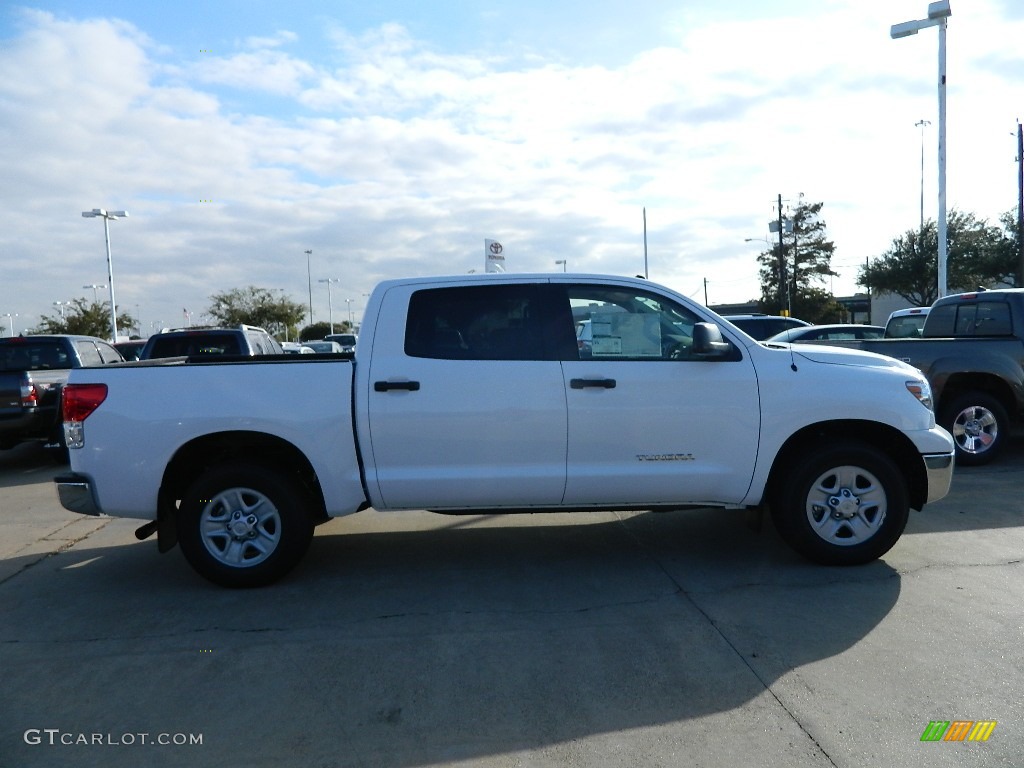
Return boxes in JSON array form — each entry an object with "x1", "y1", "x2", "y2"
[{"x1": 1, "y1": 441, "x2": 1022, "y2": 768}]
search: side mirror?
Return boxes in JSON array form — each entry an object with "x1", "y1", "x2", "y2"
[{"x1": 692, "y1": 322, "x2": 732, "y2": 359}]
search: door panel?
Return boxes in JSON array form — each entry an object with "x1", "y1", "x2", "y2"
[
  {"x1": 562, "y1": 285, "x2": 760, "y2": 506},
  {"x1": 365, "y1": 282, "x2": 570, "y2": 510}
]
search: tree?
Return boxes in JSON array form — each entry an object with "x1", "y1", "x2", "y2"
[
  {"x1": 756, "y1": 200, "x2": 846, "y2": 323},
  {"x1": 33, "y1": 298, "x2": 136, "y2": 339},
  {"x1": 858, "y1": 210, "x2": 1015, "y2": 306},
  {"x1": 207, "y1": 287, "x2": 306, "y2": 341},
  {"x1": 997, "y1": 208, "x2": 1023, "y2": 287}
]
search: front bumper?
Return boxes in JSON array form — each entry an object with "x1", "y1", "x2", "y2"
[
  {"x1": 54, "y1": 473, "x2": 102, "y2": 516},
  {"x1": 923, "y1": 452, "x2": 955, "y2": 505}
]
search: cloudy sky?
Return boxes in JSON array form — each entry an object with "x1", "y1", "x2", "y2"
[{"x1": 2, "y1": 0, "x2": 1022, "y2": 336}]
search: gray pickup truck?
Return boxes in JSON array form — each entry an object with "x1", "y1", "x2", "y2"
[
  {"x1": 0, "y1": 335, "x2": 123, "y2": 453},
  {"x1": 770, "y1": 289, "x2": 1024, "y2": 465}
]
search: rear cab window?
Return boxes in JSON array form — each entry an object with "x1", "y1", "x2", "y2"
[
  {"x1": 0, "y1": 340, "x2": 71, "y2": 371},
  {"x1": 926, "y1": 301, "x2": 1012, "y2": 337}
]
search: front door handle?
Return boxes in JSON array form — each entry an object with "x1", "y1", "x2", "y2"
[
  {"x1": 374, "y1": 380, "x2": 421, "y2": 392},
  {"x1": 570, "y1": 378, "x2": 616, "y2": 389}
]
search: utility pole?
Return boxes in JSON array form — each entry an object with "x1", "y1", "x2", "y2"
[
  {"x1": 777, "y1": 193, "x2": 788, "y2": 315},
  {"x1": 1017, "y1": 121, "x2": 1023, "y2": 287}
]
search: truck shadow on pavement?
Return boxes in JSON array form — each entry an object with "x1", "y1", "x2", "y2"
[{"x1": 3, "y1": 508, "x2": 901, "y2": 767}]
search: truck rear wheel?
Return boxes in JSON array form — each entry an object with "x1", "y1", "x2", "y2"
[
  {"x1": 178, "y1": 463, "x2": 314, "y2": 587},
  {"x1": 771, "y1": 443, "x2": 909, "y2": 566},
  {"x1": 940, "y1": 391, "x2": 1007, "y2": 466}
]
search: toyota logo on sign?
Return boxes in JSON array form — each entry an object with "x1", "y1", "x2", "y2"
[{"x1": 489, "y1": 241, "x2": 503, "y2": 255}]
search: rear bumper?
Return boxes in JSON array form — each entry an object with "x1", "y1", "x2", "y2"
[
  {"x1": 54, "y1": 473, "x2": 102, "y2": 516},
  {"x1": 923, "y1": 452, "x2": 955, "y2": 505}
]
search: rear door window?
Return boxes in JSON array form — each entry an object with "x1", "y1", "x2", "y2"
[
  {"x1": 405, "y1": 284, "x2": 575, "y2": 361},
  {"x1": 75, "y1": 340, "x2": 104, "y2": 366}
]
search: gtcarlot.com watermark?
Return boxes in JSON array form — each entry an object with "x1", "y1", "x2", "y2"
[{"x1": 24, "y1": 729, "x2": 202, "y2": 747}]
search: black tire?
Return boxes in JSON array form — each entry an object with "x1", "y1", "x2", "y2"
[
  {"x1": 177, "y1": 463, "x2": 314, "y2": 587},
  {"x1": 939, "y1": 391, "x2": 1008, "y2": 467},
  {"x1": 771, "y1": 442, "x2": 909, "y2": 566}
]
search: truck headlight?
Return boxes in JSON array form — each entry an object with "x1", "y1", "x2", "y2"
[{"x1": 906, "y1": 378, "x2": 933, "y2": 410}]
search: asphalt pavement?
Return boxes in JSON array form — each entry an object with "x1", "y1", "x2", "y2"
[{"x1": 0, "y1": 440, "x2": 1021, "y2": 768}]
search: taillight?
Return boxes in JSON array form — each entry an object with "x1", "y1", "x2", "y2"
[
  {"x1": 20, "y1": 381, "x2": 39, "y2": 407},
  {"x1": 63, "y1": 384, "x2": 108, "y2": 422}
]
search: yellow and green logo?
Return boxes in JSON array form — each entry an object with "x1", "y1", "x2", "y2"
[{"x1": 921, "y1": 720, "x2": 997, "y2": 742}]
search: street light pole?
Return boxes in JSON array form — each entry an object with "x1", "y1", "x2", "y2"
[
  {"x1": 554, "y1": 259, "x2": 567, "y2": 272},
  {"x1": 318, "y1": 278, "x2": 339, "y2": 334},
  {"x1": 345, "y1": 298, "x2": 353, "y2": 327},
  {"x1": 3, "y1": 313, "x2": 17, "y2": 337},
  {"x1": 915, "y1": 119, "x2": 931, "y2": 231},
  {"x1": 83, "y1": 284, "x2": 106, "y2": 304},
  {"x1": 82, "y1": 208, "x2": 128, "y2": 340},
  {"x1": 305, "y1": 250, "x2": 313, "y2": 326},
  {"x1": 891, "y1": 0, "x2": 952, "y2": 298}
]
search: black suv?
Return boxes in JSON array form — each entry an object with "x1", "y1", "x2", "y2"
[{"x1": 140, "y1": 325, "x2": 284, "y2": 359}]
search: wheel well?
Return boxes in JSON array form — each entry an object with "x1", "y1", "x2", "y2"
[
  {"x1": 937, "y1": 374, "x2": 1015, "y2": 418},
  {"x1": 766, "y1": 420, "x2": 928, "y2": 511},
  {"x1": 160, "y1": 431, "x2": 327, "y2": 521}
]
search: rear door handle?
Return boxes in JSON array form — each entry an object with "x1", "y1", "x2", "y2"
[
  {"x1": 570, "y1": 378, "x2": 616, "y2": 389},
  {"x1": 374, "y1": 380, "x2": 421, "y2": 392}
]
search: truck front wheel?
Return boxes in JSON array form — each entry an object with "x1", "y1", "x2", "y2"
[
  {"x1": 940, "y1": 392, "x2": 1007, "y2": 466},
  {"x1": 178, "y1": 463, "x2": 314, "y2": 587},
  {"x1": 771, "y1": 443, "x2": 909, "y2": 566}
]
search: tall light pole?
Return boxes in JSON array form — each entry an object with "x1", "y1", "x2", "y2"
[
  {"x1": 345, "y1": 298, "x2": 354, "y2": 327},
  {"x1": 554, "y1": 259, "x2": 567, "y2": 272},
  {"x1": 83, "y1": 283, "x2": 106, "y2": 304},
  {"x1": 82, "y1": 208, "x2": 128, "y2": 340},
  {"x1": 915, "y1": 119, "x2": 931, "y2": 231},
  {"x1": 53, "y1": 301, "x2": 69, "y2": 321},
  {"x1": 891, "y1": 0, "x2": 952, "y2": 298},
  {"x1": 305, "y1": 250, "x2": 313, "y2": 326},
  {"x1": 318, "y1": 278, "x2": 339, "y2": 334},
  {"x1": 3, "y1": 313, "x2": 17, "y2": 337}
]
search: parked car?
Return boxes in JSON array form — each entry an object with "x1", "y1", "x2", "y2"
[
  {"x1": 884, "y1": 307, "x2": 931, "y2": 338},
  {"x1": 140, "y1": 325, "x2": 284, "y2": 359},
  {"x1": 114, "y1": 340, "x2": 146, "y2": 361},
  {"x1": 303, "y1": 340, "x2": 346, "y2": 354},
  {"x1": 766, "y1": 324, "x2": 885, "y2": 343},
  {"x1": 0, "y1": 334, "x2": 123, "y2": 453},
  {"x1": 324, "y1": 333, "x2": 357, "y2": 353},
  {"x1": 722, "y1": 314, "x2": 810, "y2": 340},
  {"x1": 281, "y1": 342, "x2": 315, "y2": 354}
]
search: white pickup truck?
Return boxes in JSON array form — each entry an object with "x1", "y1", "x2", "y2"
[{"x1": 55, "y1": 273, "x2": 955, "y2": 587}]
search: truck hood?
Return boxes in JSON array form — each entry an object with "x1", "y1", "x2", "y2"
[{"x1": 780, "y1": 343, "x2": 919, "y2": 373}]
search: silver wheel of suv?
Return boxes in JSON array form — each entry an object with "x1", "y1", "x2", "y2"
[
  {"x1": 803, "y1": 464, "x2": 887, "y2": 547},
  {"x1": 771, "y1": 441, "x2": 909, "y2": 565},
  {"x1": 178, "y1": 463, "x2": 314, "y2": 587},
  {"x1": 199, "y1": 487, "x2": 282, "y2": 567}
]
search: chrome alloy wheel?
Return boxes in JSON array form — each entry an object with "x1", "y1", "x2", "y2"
[
  {"x1": 950, "y1": 404, "x2": 998, "y2": 457},
  {"x1": 199, "y1": 487, "x2": 282, "y2": 568},
  {"x1": 804, "y1": 465, "x2": 887, "y2": 547}
]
